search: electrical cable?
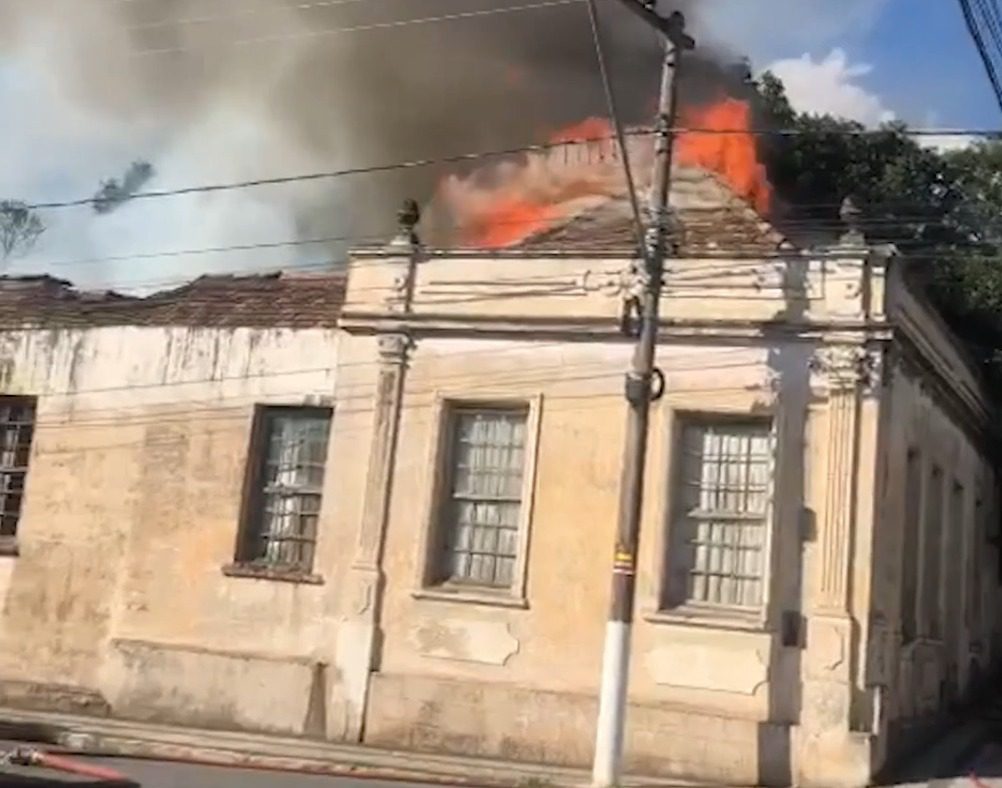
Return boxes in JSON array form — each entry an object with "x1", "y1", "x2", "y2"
[
  {"x1": 20, "y1": 125, "x2": 1002, "y2": 214},
  {"x1": 585, "y1": 0, "x2": 646, "y2": 257},
  {"x1": 130, "y1": 0, "x2": 584, "y2": 57},
  {"x1": 124, "y1": 0, "x2": 382, "y2": 33},
  {"x1": 959, "y1": 0, "x2": 1002, "y2": 113}
]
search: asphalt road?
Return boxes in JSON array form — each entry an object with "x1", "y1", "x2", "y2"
[{"x1": 0, "y1": 756, "x2": 464, "y2": 787}]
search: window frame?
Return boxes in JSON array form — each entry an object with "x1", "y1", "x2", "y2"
[
  {"x1": 226, "y1": 403, "x2": 333, "y2": 583},
  {"x1": 900, "y1": 447, "x2": 922, "y2": 644},
  {"x1": 414, "y1": 393, "x2": 542, "y2": 608},
  {"x1": 920, "y1": 464, "x2": 945, "y2": 639},
  {"x1": 656, "y1": 410, "x2": 777, "y2": 626},
  {"x1": 0, "y1": 395, "x2": 36, "y2": 556}
]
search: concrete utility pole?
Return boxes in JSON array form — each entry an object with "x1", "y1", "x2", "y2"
[{"x1": 591, "y1": 7, "x2": 693, "y2": 788}]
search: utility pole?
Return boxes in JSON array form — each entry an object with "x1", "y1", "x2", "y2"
[{"x1": 591, "y1": 7, "x2": 693, "y2": 788}]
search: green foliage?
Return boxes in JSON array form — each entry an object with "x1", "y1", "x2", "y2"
[{"x1": 755, "y1": 72, "x2": 1002, "y2": 390}]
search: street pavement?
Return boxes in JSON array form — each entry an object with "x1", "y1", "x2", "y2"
[{"x1": 894, "y1": 741, "x2": 1002, "y2": 787}]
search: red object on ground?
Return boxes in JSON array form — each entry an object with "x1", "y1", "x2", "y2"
[
  {"x1": 971, "y1": 772, "x2": 991, "y2": 788},
  {"x1": 13, "y1": 748, "x2": 131, "y2": 783}
]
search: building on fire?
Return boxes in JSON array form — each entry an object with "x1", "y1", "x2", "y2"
[{"x1": 0, "y1": 164, "x2": 998, "y2": 788}]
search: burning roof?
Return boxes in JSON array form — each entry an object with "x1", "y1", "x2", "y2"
[
  {"x1": 428, "y1": 96, "x2": 783, "y2": 254},
  {"x1": 518, "y1": 166, "x2": 789, "y2": 256}
]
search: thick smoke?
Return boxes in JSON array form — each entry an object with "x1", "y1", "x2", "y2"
[{"x1": 0, "y1": 0, "x2": 883, "y2": 290}]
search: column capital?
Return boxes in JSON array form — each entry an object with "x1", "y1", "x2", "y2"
[
  {"x1": 377, "y1": 333, "x2": 413, "y2": 365},
  {"x1": 810, "y1": 343, "x2": 881, "y2": 394}
]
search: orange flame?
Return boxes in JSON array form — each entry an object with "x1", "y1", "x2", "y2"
[
  {"x1": 454, "y1": 116, "x2": 617, "y2": 248},
  {"x1": 439, "y1": 98, "x2": 773, "y2": 249},
  {"x1": 677, "y1": 98, "x2": 772, "y2": 215}
]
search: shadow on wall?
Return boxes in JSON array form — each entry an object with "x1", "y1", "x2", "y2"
[{"x1": 874, "y1": 678, "x2": 1002, "y2": 786}]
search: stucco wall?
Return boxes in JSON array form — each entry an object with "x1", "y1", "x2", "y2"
[
  {"x1": 362, "y1": 334, "x2": 810, "y2": 784},
  {"x1": 877, "y1": 362, "x2": 998, "y2": 719},
  {"x1": 866, "y1": 268, "x2": 1002, "y2": 772},
  {"x1": 0, "y1": 325, "x2": 361, "y2": 736}
]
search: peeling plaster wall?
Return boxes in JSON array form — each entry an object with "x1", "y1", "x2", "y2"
[
  {"x1": 877, "y1": 360, "x2": 1000, "y2": 742},
  {"x1": 0, "y1": 325, "x2": 351, "y2": 735},
  {"x1": 364, "y1": 335, "x2": 806, "y2": 785}
]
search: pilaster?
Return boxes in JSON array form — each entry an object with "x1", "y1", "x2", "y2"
[
  {"x1": 334, "y1": 213, "x2": 420, "y2": 741},
  {"x1": 797, "y1": 342, "x2": 879, "y2": 787}
]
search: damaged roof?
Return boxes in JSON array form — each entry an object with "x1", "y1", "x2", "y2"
[
  {"x1": 518, "y1": 168, "x2": 799, "y2": 255},
  {"x1": 0, "y1": 272, "x2": 346, "y2": 329}
]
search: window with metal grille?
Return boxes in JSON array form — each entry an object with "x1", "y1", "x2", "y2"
[
  {"x1": 237, "y1": 406, "x2": 332, "y2": 572},
  {"x1": 663, "y1": 419, "x2": 773, "y2": 612},
  {"x1": 0, "y1": 397, "x2": 35, "y2": 539},
  {"x1": 921, "y1": 465, "x2": 944, "y2": 638},
  {"x1": 901, "y1": 449, "x2": 922, "y2": 643},
  {"x1": 435, "y1": 405, "x2": 529, "y2": 590},
  {"x1": 968, "y1": 498, "x2": 984, "y2": 638}
]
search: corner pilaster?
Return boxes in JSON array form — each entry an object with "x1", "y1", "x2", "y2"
[
  {"x1": 335, "y1": 203, "x2": 421, "y2": 742},
  {"x1": 797, "y1": 342, "x2": 880, "y2": 787}
]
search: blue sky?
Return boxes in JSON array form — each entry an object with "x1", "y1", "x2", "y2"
[{"x1": 859, "y1": 0, "x2": 999, "y2": 128}]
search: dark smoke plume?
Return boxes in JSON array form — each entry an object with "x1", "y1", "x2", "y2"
[{"x1": 0, "y1": 0, "x2": 759, "y2": 266}]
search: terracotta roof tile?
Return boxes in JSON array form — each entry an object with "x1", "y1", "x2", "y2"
[
  {"x1": 0, "y1": 272, "x2": 346, "y2": 330},
  {"x1": 518, "y1": 167, "x2": 796, "y2": 256}
]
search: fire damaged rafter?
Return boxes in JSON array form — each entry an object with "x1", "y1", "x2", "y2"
[{"x1": 610, "y1": 1, "x2": 695, "y2": 50}]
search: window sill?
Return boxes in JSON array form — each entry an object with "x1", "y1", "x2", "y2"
[
  {"x1": 222, "y1": 563, "x2": 324, "y2": 585},
  {"x1": 0, "y1": 536, "x2": 18, "y2": 557},
  {"x1": 412, "y1": 587, "x2": 528, "y2": 610},
  {"x1": 644, "y1": 607, "x2": 768, "y2": 633}
]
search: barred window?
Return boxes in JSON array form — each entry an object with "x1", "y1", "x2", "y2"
[
  {"x1": 901, "y1": 449, "x2": 922, "y2": 643},
  {"x1": 663, "y1": 419, "x2": 773, "y2": 612},
  {"x1": 237, "y1": 406, "x2": 332, "y2": 572},
  {"x1": 0, "y1": 397, "x2": 35, "y2": 539},
  {"x1": 435, "y1": 406, "x2": 528, "y2": 590},
  {"x1": 968, "y1": 498, "x2": 984, "y2": 637},
  {"x1": 921, "y1": 466, "x2": 944, "y2": 638}
]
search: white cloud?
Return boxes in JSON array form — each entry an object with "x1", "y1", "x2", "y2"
[
  {"x1": 764, "y1": 49, "x2": 895, "y2": 126},
  {"x1": 696, "y1": 0, "x2": 891, "y2": 64}
]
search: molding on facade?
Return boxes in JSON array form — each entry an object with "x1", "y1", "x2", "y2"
[{"x1": 341, "y1": 312, "x2": 891, "y2": 345}]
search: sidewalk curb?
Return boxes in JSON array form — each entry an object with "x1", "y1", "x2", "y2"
[{"x1": 0, "y1": 706, "x2": 702, "y2": 787}]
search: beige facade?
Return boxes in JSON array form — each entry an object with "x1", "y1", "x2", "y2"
[{"x1": 0, "y1": 178, "x2": 999, "y2": 787}]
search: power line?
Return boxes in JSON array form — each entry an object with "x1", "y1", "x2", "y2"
[
  {"x1": 10, "y1": 217, "x2": 1002, "y2": 296},
  {"x1": 22, "y1": 130, "x2": 655, "y2": 212},
  {"x1": 124, "y1": 0, "x2": 380, "y2": 33},
  {"x1": 22, "y1": 126, "x2": 1002, "y2": 214},
  {"x1": 130, "y1": 0, "x2": 584, "y2": 57},
  {"x1": 959, "y1": 0, "x2": 1002, "y2": 112},
  {"x1": 586, "y1": 0, "x2": 645, "y2": 256}
]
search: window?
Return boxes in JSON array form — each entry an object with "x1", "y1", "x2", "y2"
[
  {"x1": 968, "y1": 498, "x2": 984, "y2": 637},
  {"x1": 901, "y1": 449, "x2": 922, "y2": 643},
  {"x1": 921, "y1": 465, "x2": 944, "y2": 638},
  {"x1": 663, "y1": 418, "x2": 773, "y2": 613},
  {"x1": 432, "y1": 405, "x2": 529, "y2": 590},
  {"x1": 235, "y1": 406, "x2": 332, "y2": 573},
  {"x1": 943, "y1": 482, "x2": 965, "y2": 652},
  {"x1": 0, "y1": 397, "x2": 35, "y2": 541}
]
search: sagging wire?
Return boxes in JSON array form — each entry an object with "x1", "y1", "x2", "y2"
[{"x1": 585, "y1": 0, "x2": 647, "y2": 336}]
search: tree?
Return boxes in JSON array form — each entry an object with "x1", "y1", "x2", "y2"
[
  {"x1": 754, "y1": 72, "x2": 1002, "y2": 390},
  {"x1": 0, "y1": 201, "x2": 44, "y2": 264},
  {"x1": 93, "y1": 160, "x2": 155, "y2": 215}
]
